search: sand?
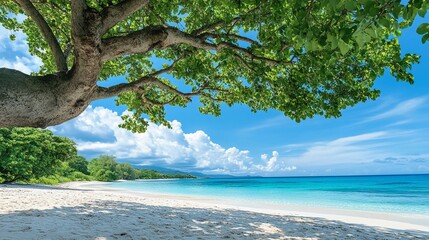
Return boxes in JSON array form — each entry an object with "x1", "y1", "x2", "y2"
[{"x1": 1, "y1": 181, "x2": 428, "y2": 240}]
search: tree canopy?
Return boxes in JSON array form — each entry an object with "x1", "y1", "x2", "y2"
[
  {"x1": 88, "y1": 155, "x2": 121, "y2": 181},
  {"x1": 0, "y1": 0, "x2": 428, "y2": 130},
  {"x1": 68, "y1": 155, "x2": 90, "y2": 175},
  {"x1": 0, "y1": 127, "x2": 77, "y2": 182}
]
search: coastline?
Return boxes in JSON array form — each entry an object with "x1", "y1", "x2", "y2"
[
  {"x1": 69, "y1": 181, "x2": 429, "y2": 232},
  {"x1": 1, "y1": 181, "x2": 428, "y2": 239}
]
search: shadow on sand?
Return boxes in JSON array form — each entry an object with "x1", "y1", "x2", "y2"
[{"x1": 1, "y1": 186, "x2": 428, "y2": 240}]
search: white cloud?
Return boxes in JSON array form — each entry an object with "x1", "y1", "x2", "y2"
[
  {"x1": 290, "y1": 134, "x2": 387, "y2": 166},
  {"x1": 0, "y1": 25, "x2": 42, "y2": 74},
  {"x1": 254, "y1": 151, "x2": 296, "y2": 172},
  {"x1": 51, "y1": 106, "x2": 296, "y2": 176},
  {"x1": 51, "y1": 106, "x2": 426, "y2": 176},
  {"x1": 329, "y1": 132, "x2": 387, "y2": 145},
  {"x1": 284, "y1": 130, "x2": 420, "y2": 169},
  {"x1": 0, "y1": 56, "x2": 42, "y2": 74},
  {"x1": 0, "y1": 19, "x2": 29, "y2": 53},
  {"x1": 365, "y1": 97, "x2": 426, "y2": 122}
]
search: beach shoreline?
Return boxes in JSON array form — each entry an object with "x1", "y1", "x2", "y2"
[
  {"x1": 1, "y1": 181, "x2": 428, "y2": 239},
  {"x1": 65, "y1": 181, "x2": 429, "y2": 231}
]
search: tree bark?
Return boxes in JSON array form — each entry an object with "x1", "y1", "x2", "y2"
[
  {"x1": 0, "y1": 1, "x2": 278, "y2": 129},
  {"x1": 0, "y1": 68, "x2": 91, "y2": 128}
]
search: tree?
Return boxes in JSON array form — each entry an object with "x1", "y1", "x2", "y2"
[
  {"x1": 0, "y1": 127, "x2": 77, "y2": 183},
  {"x1": 0, "y1": 1, "x2": 428, "y2": 131},
  {"x1": 138, "y1": 169, "x2": 164, "y2": 179},
  {"x1": 116, "y1": 163, "x2": 139, "y2": 180},
  {"x1": 68, "y1": 156, "x2": 89, "y2": 175},
  {"x1": 87, "y1": 155, "x2": 119, "y2": 181}
]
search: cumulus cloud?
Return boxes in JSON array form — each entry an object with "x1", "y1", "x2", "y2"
[
  {"x1": 52, "y1": 106, "x2": 427, "y2": 176},
  {"x1": 255, "y1": 151, "x2": 296, "y2": 172},
  {"x1": 0, "y1": 56, "x2": 42, "y2": 74},
  {"x1": 0, "y1": 25, "x2": 42, "y2": 73},
  {"x1": 51, "y1": 106, "x2": 296, "y2": 175}
]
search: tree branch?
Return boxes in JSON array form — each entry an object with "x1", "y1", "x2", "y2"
[
  {"x1": 69, "y1": 0, "x2": 106, "y2": 86},
  {"x1": 200, "y1": 33, "x2": 261, "y2": 46},
  {"x1": 190, "y1": 6, "x2": 261, "y2": 35},
  {"x1": 101, "y1": 26, "x2": 285, "y2": 66},
  {"x1": 142, "y1": 95, "x2": 179, "y2": 106},
  {"x1": 163, "y1": 28, "x2": 283, "y2": 66},
  {"x1": 70, "y1": 0, "x2": 87, "y2": 39},
  {"x1": 33, "y1": 0, "x2": 68, "y2": 14},
  {"x1": 140, "y1": 82, "x2": 210, "y2": 106},
  {"x1": 101, "y1": 0, "x2": 150, "y2": 34},
  {"x1": 150, "y1": 78, "x2": 192, "y2": 101},
  {"x1": 101, "y1": 26, "x2": 168, "y2": 62},
  {"x1": 141, "y1": 79, "x2": 209, "y2": 106},
  {"x1": 225, "y1": 34, "x2": 262, "y2": 46},
  {"x1": 233, "y1": 53, "x2": 255, "y2": 72},
  {"x1": 13, "y1": 0, "x2": 67, "y2": 72},
  {"x1": 92, "y1": 56, "x2": 183, "y2": 100},
  {"x1": 91, "y1": 76, "x2": 190, "y2": 102}
]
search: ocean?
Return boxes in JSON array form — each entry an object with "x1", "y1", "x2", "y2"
[{"x1": 104, "y1": 174, "x2": 429, "y2": 215}]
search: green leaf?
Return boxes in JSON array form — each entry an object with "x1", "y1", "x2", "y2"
[
  {"x1": 379, "y1": 18, "x2": 390, "y2": 28},
  {"x1": 344, "y1": 1, "x2": 356, "y2": 11},
  {"x1": 416, "y1": 23, "x2": 429, "y2": 35},
  {"x1": 327, "y1": 33, "x2": 338, "y2": 49},
  {"x1": 422, "y1": 33, "x2": 429, "y2": 44},
  {"x1": 329, "y1": 0, "x2": 341, "y2": 10},
  {"x1": 338, "y1": 39, "x2": 350, "y2": 55},
  {"x1": 418, "y1": 9, "x2": 427, "y2": 18},
  {"x1": 354, "y1": 31, "x2": 370, "y2": 48},
  {"x1": 364, "y1": 26, "x2": 378, "y2": 38}
]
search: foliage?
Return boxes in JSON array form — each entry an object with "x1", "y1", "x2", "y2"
[
  {"x1": 28, "y1": 176, "x2": 64, "y2": 185},
  {"x1": 0, "y1": 127, "x2": 77, "y2": 183},
  {"x1": 138, "y1": 169, "x2": 195, "y2": 179},
  {"x1": 27, "y1": 173, "x2": 93, "y2": 185},
  {"x1": 138, "y1": 169, "x2": 166, "y2": 179},
  {"x1": 69, "y1": 171, "x2": 93, "y2": 181},
  {"x1": 1, "y1": 1, "x2": 428, "y2": 131},
  {"x1": 116, "y1": 163, "x2": 139, "y2": 180},
  {"x1": 88, "y1": 155, "x2": 120, "y2": 182},
  {"x1": 87, "y1": 155, "x2": 195, "y2": 181},
  {"x1": 68, "y1": 156, "x2": 89, "y2": 175},
  {"x1": 54, "y1": 160, "x2": 93, "y2": 182}
]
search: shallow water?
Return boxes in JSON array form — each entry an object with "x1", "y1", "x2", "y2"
[{"x1": 105, "y1": 174, "x2": 429, "y2": 214}]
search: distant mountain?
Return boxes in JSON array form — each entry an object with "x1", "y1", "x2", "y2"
[{"x1": 131, "y1": 165, "x2": 238, "y2": 178}]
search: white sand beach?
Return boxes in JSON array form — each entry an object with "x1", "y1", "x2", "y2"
[{"x1": 1, "y1": 181, "x2": 428, "y2": 240}]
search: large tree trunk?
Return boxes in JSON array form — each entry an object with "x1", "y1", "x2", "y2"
[
  {"x1": 0, "y1": 7, "x2": 103, "y2": 128},
  {"x1": 0, "y1": 68, "x2": 91, "y2": 128}
]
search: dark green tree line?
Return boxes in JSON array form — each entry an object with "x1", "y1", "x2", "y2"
[{"x1": 0, "y1": 128, "x2": 194, "y2": 184}]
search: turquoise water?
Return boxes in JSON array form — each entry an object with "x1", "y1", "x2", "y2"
[{"x1": 105, "y1": 174, "x2": 429, "y2": 214}]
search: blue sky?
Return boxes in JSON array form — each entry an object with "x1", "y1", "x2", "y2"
[{"x1": 1, "y1": 17, "x2": 428, "y2": 176}]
